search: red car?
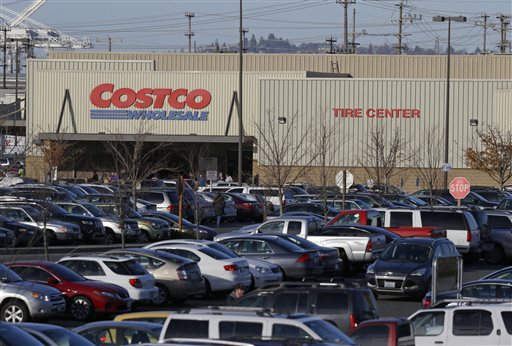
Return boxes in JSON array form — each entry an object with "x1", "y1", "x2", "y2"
[{"x1": 7, "y1": 261, "x2": 132, "y2": 321}]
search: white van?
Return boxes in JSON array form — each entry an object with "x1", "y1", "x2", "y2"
[{"x1": 159, "y1": 308, "x2": 354, "y2": 344}]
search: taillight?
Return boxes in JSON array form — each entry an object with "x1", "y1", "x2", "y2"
[
  {"x1": 129, "y1": 278, "x2": 142, "y2": 288},
  {"x1": 167, "y1": 205, "x2": 176, "y2": 212},
  {"x1": 241, "y1": 203, "x2": 253, "y2": 208},
  {"x1": 467, "y1": 228, "x2": 472, "y2": 242},
  {"x1": 177, "y1": 267, "x2": 188, "y2": 280},
  {"x1": 320, "y1": 254, "x2": 328, "y2": 261},
  {"x1": 224, "y1": 264, "x2": 239, "y2": 271},
  {"x1": 349, "y1": 314, "x2": 358, "y2": 333},
  {"x1": 366, "y1": 240, "x2": 373, "y2": 252},
  {"x1": 296, "y1": 254, "x2": 311, "y2": 263},
  {"x1": 422, "y1": 296, "x2": 432, "y2": 309}
]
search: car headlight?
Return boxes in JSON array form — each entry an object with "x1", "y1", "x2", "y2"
[
  {"x1": 150, "y1": 222, "x2": 162, "y2": 228},
  {"x1": 366, "y1": 265, "x2": 375, "y2": 274},
  {"x1": 94, "y1": 291, "x2": 117, "y2": 298},
  {"x1": 255, "y1": 266, "x2": 270, "y2": 274},
  {"x1": 59, "y1": 226, "x2": 67, "y2": 232},
  {"x1": 81, "y1": 220, "x2": 94, "y2": 226},
  {"x1": 410, "y1": 268, "x2": 427, "y2": 277},
  {"x1": 0, "y1": 232, "x2": 5, "y2": 237},
  {"x1": 32, "y1": 292, "x2": 50, "y2": 301}
]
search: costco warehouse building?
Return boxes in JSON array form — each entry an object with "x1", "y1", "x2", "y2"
[{"x1": 25, "y1": 52, "x2": 512, "y2": 191}]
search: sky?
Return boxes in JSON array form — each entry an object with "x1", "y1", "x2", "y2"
[{"x1": 0, "y1": 0, "x2": 511, "y2": 53}]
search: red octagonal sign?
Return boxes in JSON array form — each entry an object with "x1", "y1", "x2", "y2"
[{"x1": 449, "y1": 177, "x2": 471, "y2": 200}]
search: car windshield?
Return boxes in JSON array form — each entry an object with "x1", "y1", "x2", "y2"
[
  {"x1": 0, "y1": 264, "x2": 23, "y2": 282},
  {"x1": 22, "y1": 206, "x2": 43, "y2": 222},
  {"x1": 42, "y1": 327, "x2": 94, "y2": 346},
  {"x1": 51, "y1": 264, "x2": 87, "y2": 282},
  {"x1": 304, "y1": 319, "x2": 353, "y2": 343},
  {"x1": 48, "y1": 204, "x2": 71, "y2": 216},
  {"x1": 207, "y1": 243, "x2": 240, "y2": 258},
  {"x1": 380, "y1": 243, "x2": 431, "y2": 263},
  {"x1": 105, "y1": 260, "x2": 148, "y2": 275},
  {"x1": 82, "y1": 204, "x2": 108, "y2": 217}
]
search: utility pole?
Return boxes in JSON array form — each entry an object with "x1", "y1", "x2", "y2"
[
  {"x1": 1, "y1": 26, "x2": 10, "y2": 89},
  {"x1": 96, "y1": 36, "x2": 122, "y2": 52},
  {"x1": 477, "y1": 13, "x2": 490, "y2": 53},
  {"x1": 241, "y1": 27, "x2": 249, "y2": 53},
  {"x1": 351, "y1": 8, "x2": 357, "y2": 53},
  {"x1": 326, "y1": 35, "x2": 337, "y2": 54},
  {"x1": 497, "y1": 14, "x2": 511, "y2": 53},
  {"x1": 185, "y1": 12, "x2": 195, "y2": 53},
  {"x1": 397, "y1": 0, "x2": 404, "y2": 54},
  {"x1": 336, "y1": 0, "x2": 356, "y2": 53}
]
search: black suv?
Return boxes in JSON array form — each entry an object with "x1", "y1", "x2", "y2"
[{"x1": 231, "y1": 282, "x2": 378, "y2": 334}]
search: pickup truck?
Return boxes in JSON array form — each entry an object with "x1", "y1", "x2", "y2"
[
  {"x1": 215, "y1": 215, "x2": 386, "y2": 271},
  {"x1": 350, "y1": 318, "x2": 415, "y2": 346},
  {"x1": 328, "y1": 209, "x2": 480, "y2": 255},
  {"x1": 327, "y1": 209, "x2": 447, "y2": 238}
]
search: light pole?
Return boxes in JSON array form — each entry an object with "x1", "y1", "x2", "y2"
[
  {"x1": 432, "y1": 15, "x2": 467, "y2": 189},
  {"x1": 238, "y1": 0, "x2": 243, "y2": 184}
]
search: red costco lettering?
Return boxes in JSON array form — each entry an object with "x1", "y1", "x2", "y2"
[{"x1": 90, "y1": 84, "x2": 212, "y2": 109}]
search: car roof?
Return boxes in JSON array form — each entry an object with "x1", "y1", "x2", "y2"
[
  {"x1": 114, "y1": 311, "x2": 173, "y2": 321},
  {"x1": 391, "y1": 237, "x2": 438, "y2": 245},
  {"x1": 74, "y1": 321, "x2": 162, "y2": 330},
  {"x1": 59, "y1": 254, "x2": 133, "y2": 262},
  {"x1": 273, "y1": 215, "x2": 318, "y2": 221},
  {"x1": 17, "y1": 322, "x2": 66, "y2": 331},
  {"x1": 463, "y1": 279, "x2": 512, "y2": 286}
]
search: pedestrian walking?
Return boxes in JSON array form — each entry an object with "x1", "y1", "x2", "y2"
[{"x1": 213, "y1": 193, "x2": 225, "y2": 228}]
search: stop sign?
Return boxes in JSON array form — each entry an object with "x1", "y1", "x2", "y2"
[{"x1": 449, "y1": 177, "x2": 470, "y2": 200}]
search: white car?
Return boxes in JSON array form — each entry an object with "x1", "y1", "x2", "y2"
[
  {"x1": 409, "y1": 302, "x2": 512, "y2": 346},
  {"x1": 146, "y1": 240, "x2": 282, "y2": 288},
  {"x1": 144, "y1": 243, "x2": 251, "y2": 293},
  {"x1": 58, "y1": 255, "x2": 158, "y2": 301}
]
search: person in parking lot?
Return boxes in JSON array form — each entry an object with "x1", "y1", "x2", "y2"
[
  {"x1": 214, "y1": 193, "x2": 225, "y2": 228},
  {"x1": 198, "y1": 173, "x2": 206, "y2": 187},
  {"x1": 226, "y1": 284, "x2": 245, "y2": 304}
]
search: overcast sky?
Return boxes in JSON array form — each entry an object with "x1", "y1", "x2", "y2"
[{"x1": 1, "y1": 0, "x2": 510, "y2": 53}]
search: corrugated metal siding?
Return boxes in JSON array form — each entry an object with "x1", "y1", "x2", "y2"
[
  {"x1": 48, "y1": 52, "x2": 512, "y2": 79},
  {"x1": 28, "y1": 59, "x2": 154, "y2": 71},
  {"x1": 27, "y1": 70, "x2": 305, "y2": 139},
  {"x1": 258, "y1": 79, "x2": 512, "y2": 169}
]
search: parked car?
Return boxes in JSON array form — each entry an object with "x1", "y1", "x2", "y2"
[
  {"x1": 143, "y1": 243, "x2": 251, "y2": 294},
  {"x1": 58, "y1": 202, "x2": 141, "y2": 243},
  {"x1": 219, "y1": 235, "x2": 324, "y2": 280},
  {"x1": 0, "y1": 204, "x2": 81, "y2": 244},
  {"x1": 138, "y1": 188, "x2": 209, "y2": 221},
  {"x1": 308, "y1": 199, "x2": 371, "y2": 211},
  {"x1": 232, "y1": 281, "x2": 379, "y2": 334},
  {"x1": 409, "y1": 301, "x2": 512, "y2": 346},
  {"x1": 158, "y1": 308, "x2": 354, "y2": 344},
  {"x1": 146, "y1": 239, "x2": 283, "y2": 289},
  {"x1": 7, "y1": 261, "x2": 132, "y2": 321},
  {"x1": 0, "y1": 263, "x2": 66, "y2": 322},
  {"x1": 480, "y1": 266, "x2": 512, "y2": 280},
  {"x1": 200, "y1": 192, "x2": 237, "y2": 222},
  {"x1": 113, "y1": 311, "x2": 172, "y2": 324},
  {"x1": 17, "y1": 322, "x2": 95, "y2": 346},
  {"x1": 416, "y1": 195, "x2": 455, "y2": 206},
  {"x1": 142, "y1": 210, "x2": 217, "y2": 240},
  {"x1": 224, "y1": 192, "x2": 264, "y2": 221},
  {"x1": 0, "y1": 227, "x2": 15, "y2": 247},
  {"x1": 366, "y1": 237, "x2": 460, "y2": 298},
  {"x1": 422, "y1": 279, "x2": 512, "y2": 308},
  {"x1": 482, "y1": 210, "x2": 512, "y2": 264},
  {"x1": 349, "y1": 318, "x2": 415, "y2": 346},
  {"x1": 267, "y1": 203, "x2": 339, "y2": 220},
  {"x1": 0, "y1": 214, "x2": 42, "y2": 246},
  {"x1": 73, "y1": 321, "x2": 162, "y2": 345},
  {"x1": 412, "y1": 189, "x2": 498, "y2": 209},
  {"x1": 57, "y1": 255, "x2": 158, "y2": 302},
  {"x1": 0, "y1": 322, "x2": 45, "y2": 346},
  {"x1": 103, "y1": 248, "x2": 205, "y2": 304}
]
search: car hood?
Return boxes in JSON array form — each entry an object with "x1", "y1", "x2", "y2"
[
  {"x1": 215, "y1": 229, "x2": 257, "y2": 240},
  {"x1": 54, "y1": 214, "x2": 99, "y2": 223},
  {"x1": 374, "y1": 260, "x2": 429, "y2": 275},
  {"x1": 9, "y1": 280, "x2": 61, "y2": 295},
  {"x1": 244, "y1": 258, "x2": 279, "y2": 269}
]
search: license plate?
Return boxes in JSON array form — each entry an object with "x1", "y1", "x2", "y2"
[{"x1": 384, "y1": 281, "x2": 395, "y2": 288}]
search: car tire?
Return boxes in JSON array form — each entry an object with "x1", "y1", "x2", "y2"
[
  {"x1": 1, "y1": 300, "x2": 29, "y2": 323},
  {"x1": 139, "y1": 231, "x2": 150, "y2": 243},
  {"x1": 69, "y1": 296, "x2": 94, "y2": 321},
  {"x1": 203, "y1": 278, "x2": 212, "y2": 297},
  {"x1": 152, "y1": 284, "x2": 169, "y2": 305},
  {"x1": 484, "y1": 245, "x2": 505, "y2": 265},
  {"x1": 338, "y1": 249, "x2": 351, "y2": 274},
  {"x1": 104, "y1": 229, "x2": 115, "y2": 244}
]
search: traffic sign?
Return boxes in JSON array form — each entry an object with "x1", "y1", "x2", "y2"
[
  {"x1": 441, "y1": 163, "x2": 452, "y2": 172},
  {"x1": 449, "y1": 177, "x2": 470, "y2": 200},
  {"x1": 336, "y1": 170, "x2": 353, "y2": 190},
  {"x1": 206, "y1": 170, "x2": 217, "y2": 181}
]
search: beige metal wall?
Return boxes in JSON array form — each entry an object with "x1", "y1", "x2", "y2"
[
  {"x1": 258, "y1": 78, "x2": 512, "y2": 169},
  {"x1": 27, "y1": 64, "x2": 305, "y2": 138},
  {"x1": 48, "y1": 52, "x2": 512, "y2": 80},
  {"x1": 28, "y1": 59, "x2": 155, "y2": 72}
]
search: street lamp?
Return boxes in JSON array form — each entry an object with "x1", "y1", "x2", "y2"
[{"x1": 433, "y1": 15, "x2": 467, "y2": 189}]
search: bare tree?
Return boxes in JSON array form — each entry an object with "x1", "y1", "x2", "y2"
[
  {"x1": 465, "y1": 125, "x2": 512, "y2": 189},
  {"x1": 104, "y1": 122, "x2": 176, "y2": 247},
  {"x1": 312, "y1": 118, "x2": 342, "y2": 220},
  {"x1": 413, "y1": 127, "x2": 444, "y2": 204},
  {"x1": 255, "y1": 111, "x2": 318, "y2": 214},
  {"x1": 359, "y1": 125, "x2": 411, "y2": 196}
]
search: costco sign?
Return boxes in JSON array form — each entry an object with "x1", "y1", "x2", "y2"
[{"x1": 89, "y1": 83, "x2": 212, "y2": 121}]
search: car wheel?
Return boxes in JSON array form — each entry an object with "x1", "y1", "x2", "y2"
[
  {"x1": 104, "y1": 229, "x2": 115, "y2": 244},
  {"x1": 484, "y1": 245, "x2": 505, "y2": 265},
  {"x1": 139, "y1": 231, "x2": 150, "y2": 243},
  {"x1": 203, "y1": 278, "x2": 212, "y2": 297},
  {"x1": 69, "y1": 296, "x2": 94, "y2": 321},
  {"x1": 1, "y1": 300, "x2": 29, "y2": 322},
  {"x1": 152, "y1": 284, "x2": 169, "y2": 305}
]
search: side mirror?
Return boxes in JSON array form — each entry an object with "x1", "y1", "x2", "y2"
[{"x1": 47, "y1": 277, "x2": 59, "y2": 285}]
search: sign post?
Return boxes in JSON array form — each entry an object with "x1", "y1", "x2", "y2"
[
  {"x1": 449, "y1": 177, "x2": 470, "y2": 207},
  {"x1": 206, "y1": 170, "x2": 217, "y2": 192},
  {"x1": 336, "y1": 170, "x2": 353, "y2": 211}
]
